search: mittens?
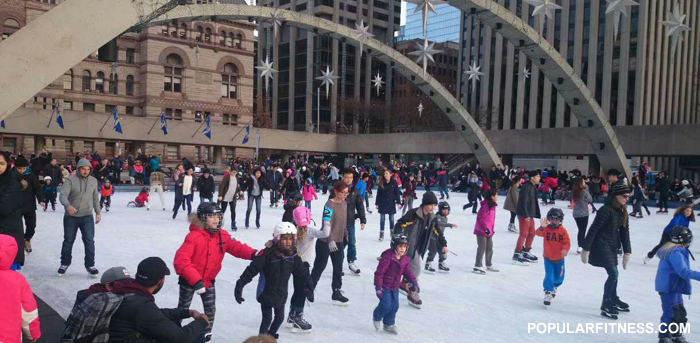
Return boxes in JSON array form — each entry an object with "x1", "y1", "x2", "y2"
[{"x1": 234, "y1": 280, "x2": 245, "y2": 304}]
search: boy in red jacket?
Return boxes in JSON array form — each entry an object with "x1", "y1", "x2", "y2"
[
  {"x1": 0, "y1": 234, "x2": 41, "y2": 343},
  {"x1": 174, "y1": 203, "x2": 257, "y2": 341},
  {"x1": 535, "y1": 208, "x2": 571, "y2": 306}
]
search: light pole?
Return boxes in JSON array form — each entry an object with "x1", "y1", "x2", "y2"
[{"x1": 317, "y1": 86, "x2": 320, "y2": 134}]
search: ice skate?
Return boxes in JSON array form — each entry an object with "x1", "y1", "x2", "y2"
[
  {"x1": 486, "y1": 265, "x2": 499, "y2": 272},
  {"x1": 290, "y1": 312, "x2": 313, "y2": 333},
  {"x1": 407, "y1": 290, "x2": 422, "y2": 309},
  {"x1": 613, "y1": 297, "x2": 630, "y2": 313},
  {"x1": 86, "y1": 266, "x2": 99, "y2": 278},
  {"x1": 424, "y1": 262, "x2": 436, "y2": 274},
  {"x1": 373, "y1": 321, "x2": 382, "y2": 332},
  {"x1": 383, "y1": 325, "x2": 398, "y2": 335},
  {"x1": 512, "y1": 252, "x2": 530, "y2": 266},
  {"x1": 472, "y1": 267, "x2": 486, "y2": 275},
  {"x1": 58, "y1": 264, "x2": 69, "y2": 276},
  {"x1": 507, "y1": 223, "x2": 518, "y2": 233},
  {"x1": 577, "y1": 247, "x2": 583, "y2": 255},
  {"x1": 348, "y1": 262, "x2": 361, "y2": 276},
  {"x1": 286, "y1": 311, "x2": 296, "y2": 328},
  {"x1": 644, "y1": 256, "x2": 652, "y2": 264},
  {"x1": 544, "y1": 291, "x2": 553, "y2": 306},
  {"x1": 671, "y1": 334, "x2": 690, "y2": 343},
  {"x1": 378, "y1": 230, "x2": 384, "y2": 242},
  {"x1": 332, "y1": 289, "x2": 349, "y2": 306},
  {"x1": 24, "y1": 240, "x2": 32, "y2": 254},
  {"x1": 658, "y1": 338, "x2": 673, "y2": 343},
  {"x1": 438, "y1": 262, "x2": 450, "y2": 273},
  {"x1": 106, "y1": 206, "x2": 110, "y2": 212},
  {"x1": 399, "y1": 280, "x2": 410, "y2": 295},
  {"x1": 521, "y1": 249, "x2": 539, "y2": 263},
  {"x1": 600, "y1": 300, "x2": 619, "y2": 320},
  {"x1": 552, "y1": 287, "x2": 557, "y2": 298}
]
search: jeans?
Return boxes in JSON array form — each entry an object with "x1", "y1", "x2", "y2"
[
  {"x1": 346, "y1": 223, "x2": 357, "y2": 263},
  {"x1": 174, "y1": 194, "x2": 193, "y2": 215},
  {"x1": 574, "y1": 216, "x2": 589, "y2": 248},
  {"x1": 515, "y1": 217, "x2": 536, "y2": 252},
  {"x1": 220, "y1": 200, "x2": 237, "y2": 229},
  {"x1": 100, "y1": 196, "x2": 111, "y2": 209},
  {"x1": 311, "y1": 240, "x2": 345, "y2": 290},
  {"x1": 603, "y1": 266, "x2": 619, "y2": 302},
  {"x1": 543, "y1": 259, "x2": 565, "y2": 292},
  {"x1": 290, "y1": 262, "x2": 311, "y2": 313},
  {"x1": 305, "y1": 200, "x2": 312, "y2": 209},
  {"x1": 379, "y1": 213, "x2": 395, "y2": 232},
  {"x1": 659, "y1": 293, "x2": 685, "y2": 338},
  {"x1": 373, "y1": 288, "x2": 399, "y2": 326},
  {"x1": 439, "y1": 185, "x2": 449, "y2": 199},
  {"x1": 245, "y1": 195, "x2": 262, "y2": 228},
  {"x1": 61, "y1": 215, "x2": 95, "y2": 268}
]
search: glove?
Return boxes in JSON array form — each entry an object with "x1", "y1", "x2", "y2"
[
  {"x1": 410, "y1": 282, "x2": 420, "y2": 294},
  {"x1": 581, "y1": 250, "x2": 589, "y2": 264},
  {"x1": 234, "y1": 281, "x2": 245, "y2": 304},
  {"x1": 623, "y1": 254, "x2": 631, "y2": 270},
  {"x1": 484, "y1": 229, "x2": 491, "y2": 236},
  {"x1": 193, "y1": 280, "x2": 206, "y2": 295},
  {"x1": 375, "y1": 287, "x2": 383, "y2": 300},
  {"x1": 329, "y1": 241, "x2": 338, "y2": 252}
]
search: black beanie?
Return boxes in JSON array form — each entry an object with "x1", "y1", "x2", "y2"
[
  {"x1": 422, "y1": 191, "x2": 438, "y2": 206},
  {"x1": 14, "y1": 156, "x2": 29, "y2": 167}
]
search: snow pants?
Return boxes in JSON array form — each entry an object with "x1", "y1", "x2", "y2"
[
  {"x1": 659, "y1": 292, "x2": 686, "y2": 339},
  {"x1": 426, "y1": 236, "x2": 446, "y2": 263},
  {"x1": 178, "y1": 281, "x2": 217, "y2": 333},
  {"x1": 373, "y1": 288, "x2": 399, "y2": 326},
  {"x1": 474, "y1": 235, "x2": 493, "y2": 268},
  {"x1": 543, "y1": 259, "x2": 565, "y2": 292}
]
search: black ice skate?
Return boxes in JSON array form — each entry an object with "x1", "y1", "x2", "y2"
[
  {"x1": 600, "y1": 300, "x2": 619, "y2": 320},
  {"x1": 332, "y1": 289, "x2": 349, "y2": 306},
  {"x1": 613, "y1": 297, "x2": 630, "y2": 313},
  {"x1": 290, "y1": 312, "x2": 313, "y2": 333},
  {"x1": 379, "y1": 230, "x2": 384, "y2": 242},
  {"x1": 424, "y1": 262, "x2": 436, "y2": 274},
  {"x1": 58, "y1": 264, "x2": 69, "y2": 276},
  {"x1": 521, "y1": 248, "x2": 539, "y2": 263},
  {"x1": 438, "y1": 262, "x2": 450, "y2": 272},
  {"x1": 472, "y1": 267, "x2": 486, "y2": 275},
  {"x1": 512, "y1": 252, "x2": 530, "y2": 266},
  {"x1": 86, "y1": 266, "x2": 99, "y2": 278}
]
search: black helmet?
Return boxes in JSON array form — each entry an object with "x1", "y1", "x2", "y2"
[
  {"x1": 391, "y1": 233, "x2": 409, "y2": 253},
  {"x1": 546, "y1": 208, "x2": 564, "y2": 223},
  {"x1": 141, "y1": 187, "x2": 149, "y2": 193},
  {"x1": 289, "y1": 192, "x2": 302, "y2": 202},
  {"x1": 197, "y1": 202, "x2": 223, "y2": 232},
  {"x1": 670, "y1": 225, "x2": 693, "y2": 245},
  {"x1": 438, "y1": 201, "x2": 451, "y2": 212}
]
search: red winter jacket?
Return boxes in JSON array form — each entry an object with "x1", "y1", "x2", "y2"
[
  {"x1": 135, "y1": 191, "x2": 149, "y2": 206},
  {"x1": 0, "y1": 234, "x2": 41, "y2": 343},
  {"x1": 539, "y1": 176, "x2": 559, "y2": 192},
  {"x1": 174, "y1": 224, "x2": 257, "y2": 288}
]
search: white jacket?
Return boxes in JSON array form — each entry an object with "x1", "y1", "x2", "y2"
[{"x1": 297, "y1": 223, "x2": 330, "y2": 264}]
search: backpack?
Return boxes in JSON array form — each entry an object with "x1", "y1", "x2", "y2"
[{"x1": 61, "y1": 292, "x2": 131, "y2": 343}]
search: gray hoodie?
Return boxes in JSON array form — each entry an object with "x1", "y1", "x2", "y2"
[{"x1": 60, "y1": 158, "x2": 100, "y2": 217}]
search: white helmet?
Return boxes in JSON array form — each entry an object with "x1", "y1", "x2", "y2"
[
  {"x1": 302, "y1": 166, "x2": 307, "y2": 171},
  {"x1": 682, "y1": 180, "x2": 689, "y2": 186},
  {"x1": 273, "y1": 222, "x2": 297, "y2": 238},
  {"x1": 44, "y1": 176, "x2": 52, "y2": 181},
  {"x1": 277, "y1": 168, "x2": 283, "y2": 173}
]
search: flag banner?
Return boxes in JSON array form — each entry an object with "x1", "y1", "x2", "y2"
[
  {"x1": 112, "y1": 108, "x2": 123, "y2": 134},
  {"x1": 160, "y1": 112, "x2": 168, "y2": 135},
  {"x1": 56, "y1": 102, "x2": 64, "y2": 129},
  {"x1": 242, "y1": 123, "x2": 250, "y2": 144},
  {"x1": 202, "y1": 114, "x2": 211, "y2": 139}
]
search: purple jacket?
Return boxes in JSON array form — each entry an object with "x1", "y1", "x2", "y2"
[
  {"x1": 374, "y1": 249, "x2": 418, "y2": 291},
  {"x1": 474, "y1": 200, "x2": 496, "y2": 237}
]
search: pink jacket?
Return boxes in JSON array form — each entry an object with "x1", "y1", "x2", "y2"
[
  {"x1": 474, "y1": 200, "x2": 496, "y2": 237},
  {"x1": 302, "y1": 185, "x2": 318, "y2": 202},
  {"x1": 0, "y1": 234, "x2": 41, "y2": 343}
]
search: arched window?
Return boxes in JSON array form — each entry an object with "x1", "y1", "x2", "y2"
[
  {"x1": 2, "y1": 18, "x2": 21, "y2": 40},
  {"x1": 164, "y1": 54, "x2": 183, "y2": 93},
  {"x1": 126, "y1": 75, "x2": 134, "y2": 95},
  {"x1": 96, "y1": 71, "x2": 105, "y2": 93},
  {"x1": 63, "y1": 69, "x2": 73, "y2": 90},
  {"x1": 179, "y1": 23, "x2": 187, "y2": 39},
  {"x1": 219, "y1": 31, "x2": 226, "y2": 45},
  {"x1": 196, "y1": 26, "x2": 203, "y2": 42},
  {"x1": 221, "y1": 63, "x2": 238, "y2": 99},
  {"x1": 109, "y1": 73, "x2": 118, "y2": 94},
  {"x1": 226, "y1": 32, "x2": 234, "y2": 47},
  {"x1": 204, "y1": 28, "x2": 212, "y2": 43},
  {"x1": 235, "y1": 34, "x2": 243, "y2": 48},
  {"x1": 82, "y1": 70, "x2": 91, "y2": 92}
]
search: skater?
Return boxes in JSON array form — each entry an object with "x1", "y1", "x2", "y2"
[
  {"x1": 630, "y1": 178, "x2": 650, "y2": 218},
  {"x1": 128, "y1": 187, "x2": 149, "y2": 208},
  {"x1": 462, "y1": 180, "x2": 481, "y2": 214},
  {"x1": 99, "y1": 179, "x2": 113, "y2": 212},
  {"x1": 58, "y1": 158, "x2": 101, "y2": 277},
  {"x1": 656, "y1": 172, "x2": 671, "y2": 214},
  {"x1": 235, "y1": 222, "x2": 314, "y2": 340},
  {"x1": 504, "y1": 176, "x2": 522, "y2": 233},
  {"x1": 174, "y1": 202, "x2": 257, "y2": 341},
  {"x1": 217, "y1": 169, "x2": 242, "y2": 231},
  {"x1": 268, "y1": 167, "x2": 283, "y2": 207},
  {"x1": 473, "y1": 190, "x2": 498, "y2": 274},
  {"x1": 572, "y1": 177, "x2": 593, "y2": 254},
  {"x1": 0, "y1": 153, "x2": 24, "y2": 271},
  {"x1": 373, "y1": 233, "x2": 419, "y2": 335},
  {"x1": 310, "y1": 181, "x2": 350, "y2": 305},
  {"x1": 197, "y1": 168, "x2": 215, "y2": 203},
  {"x1": 281, "y1": 170, "x2": 299, "y2": 203},
  {"x1": 338, "y1": 168, "x2": 366, "y2": 276},
  {"x1": 148, "y1": 169, "x2": 167, "y2": 211},
  {"x1": 375, "y1": 169, "x2": 402, "y2": 242},
  {"x1": 513, "y1": 171, "x2": 542, "y2": 265},
  {"x1": 437, "y1": 167, "x2": 449, "y2": 200},
  {"x1": 535, "y1": 208, "x2": 571, "y2": 306},
  {"x1": 654, "y1": 226, "x2": 700, "y2": 343},
  {"x1": 173, "y1": 167, "x2": 195, "y2": 219},
  {"x1": 301, "y1": 178, "x2": 318, "y2": 210},
  {"x1": 401, "y1": 173, "x2": 417, "y2": 215},
  {"x1": 646, "y1": 205, "x2": 695, "y2": 264},
  {"x1": 677, "y1": 181, "x2": 693, "y2": 204},
  {"x1": 42, "y1": 176, "x2": 58, "y2": 212},
  {"x1": 425, "y1": 201, "x2": 455, "y2": 273},
  {"x1": 13, "y1": 156, "x2": 44, "y2": 257},
  {"x1": 287, "y1": 206, "x2": 329, "y2": 333},
  {"x1": 355, "y1": 173, "x2": 371, "y2": 214},
  {"x1": 282, "y1": 192, "x2": 303, "y2": 224},
  {"x1": 242, "y1": 168, "x2": 270, "y2": 230},
  {"x1": 580, "y1": 181, "x2": 632, "y2": 320}
]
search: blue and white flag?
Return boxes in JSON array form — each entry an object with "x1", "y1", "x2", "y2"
[
  {"x1": 202, "y1": 114, "x2": 211, "y2": 139},
  {"x1": 160, "y1": 112, "x2": 168, "y2": 135},
  {"x1": 112, "y1": 107, "x2": 123, "y2": 134},
  {"x1": 242, "y1": 123, "x2": 250, "y2": 144},
  {"x1": 0, "y1": 120, "x2": 4, "y2": 129},
  {"x1": 56, "y1": 102, "x2": 65, "y2": 129}
]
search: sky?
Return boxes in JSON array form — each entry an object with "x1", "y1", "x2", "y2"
[{"x1": 244, "y1": 0, "x2": 408, "y2": 26}]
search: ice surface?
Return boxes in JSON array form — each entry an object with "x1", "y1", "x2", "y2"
[{"x1": 21, "y1": 190, "x2": 700, "y2": 342}]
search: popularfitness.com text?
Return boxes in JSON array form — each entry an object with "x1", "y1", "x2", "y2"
[{"x1": 527, "y1": 322, "x2": 690, "y2": 334}]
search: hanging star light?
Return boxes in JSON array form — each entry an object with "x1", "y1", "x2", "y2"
[
  {"x1": 605, "y1": 0, "x2": 639, "y2": 40},
  {"x1": 372, "y1": 73, "x2": 384, "y2": 96},
  {"x1": 315, "y1": 65, "x2": 339, "y2": 98},
  {"x1": 660, "y1": 1, "x2": 691, "y2": 60},
  {"x1": 524, "y1": 0, "x2": 562, "y2": 31},
  {"x1": 417, "y1": 102, "x2": 424, "y2": 117},
  {"x1": 267, "y1": 9, "x2": 284, "y2": 39},
  {"x1": 256, "y1": 56, "x2": 278, "y2": 89},
  {"x1": 409, "y1": 39, "x2": 442, "y2": 76},
  {"x1": 519, "y1": 67, "x2": 531, "y2": 82},
  {"x1": 406, "y1": 0, "x2": 446, "y2": 37},
  {"x1": 353, "y1": 19, "x2": 374, "y2": 57},
  {"x1": 464, "y1": 61, "x2": 484, "y2": 92}
]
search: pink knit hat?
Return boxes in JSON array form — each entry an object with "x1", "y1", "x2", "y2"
[{"x1": 293, "y1": 207, "x2": 312, "y2": 227}]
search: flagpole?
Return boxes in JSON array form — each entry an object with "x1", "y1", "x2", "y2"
[
  {"x1": 99, "y1": 112, "x2": 112, "y2": 132},
  {"x1": 46, "y1": 101, "x2": 57, "y2": 128},
  {"x1": 146, "y1": 115, "x2": 161, "y2": 135},
  {"x1": 230, "y1": 120, "x2": 253, "y2": 141},
  {"x1": 191, "y1": 120, "x2": 206, "y2": 138}
]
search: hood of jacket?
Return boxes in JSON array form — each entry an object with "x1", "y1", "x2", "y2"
[
  {"x1": 77, "y1": 158, "x2": 92, "y2": 172},
  {"x1": 111, "y1": 278, "x2": 155, "y2": 301},
  {"x1": 0, "y1": 234, "x2": 17, "y2": 270}
]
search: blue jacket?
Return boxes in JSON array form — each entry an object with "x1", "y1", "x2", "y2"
[
  {"x1": 355, "y1": 180, "x2": 367, "y2": 198},
  {"x1": 655, "y1": 246, "x2": 700, "y2": 294},
  {"x1": 42, "y1": 183, "x2": 57, "y2": 195},
  {"x1": 664, "y1": 214, "x2": 690, "y2": 236}
]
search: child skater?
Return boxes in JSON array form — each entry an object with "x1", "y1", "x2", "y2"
[
  {"x1": 302, "y1": 178, "x2": 318, "y2": 210},
  {"x1": 473, "y1": 190, "x2": 499, "y2": 274},
  {"x1": 282, "y1": 192, "x2": 303, "y2": 224},
  {"x1": 401, "y1": 173, "x2": 417, "y2": 215},
  {"x1": 235, "y1": 222, "x2": 314, "y2": 340},
  {"x1": 646, "y1": 205, "x2": 695, "y2": 264},
  {"x1": 99, "y1": 179, "x2": 113, "y2": 212},
  {"x1": 174, "y1": 202, "x2": 257, "y2": 342},
  {"x1": 42, "y1": 176, "x2": 57, "y2": 211},
  {"x1": 535, "y1": 208, "x2": 571, "y2": 306},
  {"x1": 655, "y1": 226, "x2": 700, "y2": 343},
  {"x1": 373, "y1": 233, "x2": 419, "y2": 335},
  {"x1": 128, "y1": 187, "x2": 150, "y2": 208},
  {"x1": 425, "y1": 201, "x2": 456, "y2": 273},
  {"x1": 286, "y1": 206, "x2": 329, "y2": 333}
]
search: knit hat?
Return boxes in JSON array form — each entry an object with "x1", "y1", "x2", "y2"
[
  {"x1": 609, "y1": 181, "x2": 631, "y2": 197},
  {"x1": 422, "y1": 191, "x2": 438, "y2": 206},
  {"x1": 14, "y1": 156, "x2": 28, "y2": 167}
]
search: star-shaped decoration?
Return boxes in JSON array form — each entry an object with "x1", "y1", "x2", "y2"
[
  {"x1": 417, "y1": 102, "x2": 424, "y2": 117},
  {"x1": 372, "y1": 73, "x2": 385, "y2": 96},
  {"x1": 524, "y1": 0, "x2": 562, "y2": 32},
  {"x1": 110, "y1": 62, "x2": 118, "y2": 74},
  {"x1": 266, "y1": 9, "x2": 284, "y2": 39},
  {"x1": 408, "y1": 39, "x2": 442, "y2": 76},
  {"x1": 519, "y1": 67, "x2": 531, "y2": 82},
  {"x1": 406, "y1": 0, "x2": 446, "y2": 38},
  {"x1": 661, "y1": 1, "x2": 691, "y2": 60},
  {"x1": 464, "y1": 61, "x2": 484, "y2": 92},
  {"x1": 605, "y1": 0, "x2": 639, "y2": 40},
  {"x1": 353, "y1": 19, "x2": 374, "y2": 57},
  {"x1": 256, "y1": 56, "x2": 278, "y2": 89},
  {"x1": 315, "y1": 66, "x2": 339, "y2": 98}
]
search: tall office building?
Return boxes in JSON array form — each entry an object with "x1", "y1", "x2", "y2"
[
  {"x1": 256, "y1": 0, "x2": 401, "y2": 133},
  {"x1": 399, "y1": 2, "x2": 461, "y2": 43},
  {"x1": 458, "y1": 0, "x2": 700, "y2": 177}
]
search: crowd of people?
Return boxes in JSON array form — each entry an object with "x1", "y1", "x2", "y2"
[{"x1": 1, "y1": 150, "x2": 699, "y2": 343}]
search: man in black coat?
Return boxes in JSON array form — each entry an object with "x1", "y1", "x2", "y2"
[
  {"x1": 655, "y1": 171, "x2": 671, "y2": 213},
  {"x1": 513, "y1": 170, "x2": 541, "y2": 264},
  {"x1": 13, "y1": 156, "x2": 44, "y2": 255},
  {"x1": 266, "y1": 166, "x2": 283, "y2": 207},
  {"x1": 340, "y1": 168, "x2": 366, "y2": 275},
  {"x1": 197, "y1": 169, "x2": 215, "y2": 203},
  {"x1": 42, "y1": 158, "x2": 63, "y2": 186},
  {"x1": 108, "y1": 257, "x2": 209, "y2": 343},
  {"x1": 0, "y1": 152, "x2": 24, "y2": 268}
]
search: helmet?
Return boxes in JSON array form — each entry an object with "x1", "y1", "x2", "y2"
[
  {"x1": 278, "y1": 168, "x2": 284, "y2": 173},
  {"x1": 546, "y1": 208, "x2": 565, "y2": 223},
  {"x1": 390, "y1": 233, "x2": 409, "y2": 253},
  {"x1": 202, "y1": 168, "x2": 211, "y2": 174},
  {"x1": 293, "y1": 207, "x2": 312, "y2": 227},
  {"x1": 302, "y1": 166, "x2": 307, "y2": 171},
  {"x1": 197, "y1": 202, "x2": 223, "y2": 232},
  {"x1": 438, "y1": 201, "x2": 451, "y2": 212},
  {"x1": 273, "y1": 222, "x2": 297, "y2": 239},
  {"x1": 670, "y1": 225, "x2": 693, "y2": 245},
  {"x1": 306, "y1": 177, "x2": 313, "y2": 184},
  {"x1": 682, "y1": 180, "x2": 690, "y2": 186},
  {"x1": 289, "y1": 192, "x2": 302, "y2": 202},
  {"x1": 141, "y1": 187, "x2": 149, "y2": 193}
]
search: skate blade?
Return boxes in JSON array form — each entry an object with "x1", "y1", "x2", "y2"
[
  {"x1": 285, "y1": 322, "x2": 294, "y2": 329},
  {"x1": 424, "y1": 270, "x2": 436, "y2": 274},
  {"x1": 438, "y1": 269, "x2": 450, "y2": 273},
  {"x1": 512, "y1": 261, "x2": 530, "y2": 266},
  {"x1": 383, "y1": 329, "x2": 398, "y2": 335},
  {"x1": 291, "y1": 327, "x2": 312, "y2": 334},
  {"x1": 408, "y1": 302, "x2": 421, "y2": 309},
  {"x1": 616, "y1": 308, "x2": 630, "y2": 313},
  {"x1": 332, "y1": 301, "x2": 349, "y2": 307},
  {"x1": 601, "y1": 312, "x2": 618, "y2": 320},
  {"x1": 399, "y1": 289, "x2": 408, "y2": 296}
]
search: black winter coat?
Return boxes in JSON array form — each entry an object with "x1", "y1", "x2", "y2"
[
  {"x1": 393, "y1": 208, "x2": 445, "y2": 259},
  {"x1": 375, "y1": 179, "x2": 401, "y2": 215},
  {"x1": 282, "y1": 202, "x2": 296, "y2": 223},
  {"x1": 16, "y1": 171, "x2": 43, "y2": 213},
  {"x1": 281, "y1": 177, "x2": 298, "y2": 196},
  {"x1": 0, "y1": 173, "x2": 24, "y2": 265},
  {"x1": 197, "y1": 175, "x2": 215, "y2": 199},
  {"x1": 242, "y1": 175, "x2": 271, "y2": 196},
  {"x1": 238, "y1": 246, "x2": 312, "y2": 306},
  {"x1": 516, "y1": 181, "x2": 541, "y2": 219},
  {"x1": 581, "y1": 200, "x2": 631, "y2": 268},
  {"x1": 43, "y1": 164, "x2": 63, "y2": 184},
  {"x1": 656, "y1": 177, "x2": 671, "y2": 196}
]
